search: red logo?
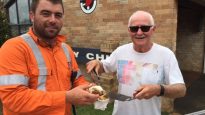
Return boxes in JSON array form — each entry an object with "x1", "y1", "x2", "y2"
[{"x1": 80, "y1": 0, "x2": 97, "y2": 14}]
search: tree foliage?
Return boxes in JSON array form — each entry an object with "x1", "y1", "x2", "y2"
[{"x1": 0, "y1": 1, "x2": 10, "y2": 47}]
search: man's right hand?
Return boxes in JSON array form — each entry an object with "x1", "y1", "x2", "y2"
[
  {"x1": 86, "y1": 60, "x2": 102, "y2": 74},
  {"x1": 66, "y1": 84, "x2": 99, "y2": 105}
]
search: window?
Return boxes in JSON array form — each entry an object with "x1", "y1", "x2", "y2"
[
  {"x1": 8, "y1": 2, "x2": 18, "y2": 36},
  {"x1": 5, "y1": 0, "x2": 32, "y2": 37}
]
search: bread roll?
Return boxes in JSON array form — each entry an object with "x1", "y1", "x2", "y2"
[{"x1": 89, "y1": 86, "x2": 108, "y2": 101}]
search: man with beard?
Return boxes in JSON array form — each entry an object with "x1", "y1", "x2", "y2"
[
  {"x1": 86, "y1": 10, "x2": 186, "y2": 115},
  {"x1": 0, "y1": 0, "x2": 99, "y2": 115}
]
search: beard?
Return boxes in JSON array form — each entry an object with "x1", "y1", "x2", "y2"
[{"x1": 32, "y1": 21, "x2": 62, "y2": 40}]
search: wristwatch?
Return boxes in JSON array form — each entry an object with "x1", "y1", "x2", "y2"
[{"x1": 158, "y1": 84, "x2": 165, "y2": 96}]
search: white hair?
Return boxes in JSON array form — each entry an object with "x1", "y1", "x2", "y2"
[{"x1": 128, "y1": 11, "x2": 155, "y2": 27}]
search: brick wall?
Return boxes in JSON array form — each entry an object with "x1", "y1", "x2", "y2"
[{"x1": 61, "y1": 0, "x2": 178, "y2": 52}]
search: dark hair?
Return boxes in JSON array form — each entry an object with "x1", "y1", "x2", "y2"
[{"x1": 30, "y1": 0, "x2": 64, "y2": 13}]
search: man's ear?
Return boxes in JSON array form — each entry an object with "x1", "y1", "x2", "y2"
[
  {"x1": 128, "y1": 27, "x2": 131, "y2": 33},
  {"x1": 29, "y1": 11, "x2": 34, "y2": 23},
  {"x1": 152, "y1": 25, "x2": 156, "y2": 31}
]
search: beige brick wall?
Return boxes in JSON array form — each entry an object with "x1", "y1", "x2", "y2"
[{"x1": 61, "y1": 0, "x2": 178, "y2": 52}]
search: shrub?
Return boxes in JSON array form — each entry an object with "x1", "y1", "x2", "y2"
[{"x1": 0, "y1": 1, "x2": 10, "y2": 47}]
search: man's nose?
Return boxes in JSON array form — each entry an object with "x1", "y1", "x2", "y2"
[
  {"x1": 49, "y1": 14, "x2": 57, "y2": 23},
  {"x1": 136, "y1": 28, "x2": 143, "y2": 35}
]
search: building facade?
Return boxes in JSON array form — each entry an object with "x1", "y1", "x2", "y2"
[
  {"x1": 4, "y1": 0, "x2": 205, "y2": 75},
  {"x1": 3, "y1": 0, "x2": 205, "y2": 114}
]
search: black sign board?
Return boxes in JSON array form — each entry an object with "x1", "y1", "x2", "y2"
[{"x1": 72, "y1": 47, "x2": 110, "y2": 63}]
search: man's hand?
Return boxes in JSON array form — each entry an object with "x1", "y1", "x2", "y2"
[
  {"x1": 133, "y1": 83, "x2": 186, "y2": 99},
  {"x1": 133, "y1": 84, "x2": 161, "y2": 100},
  {"x1": 86, "y1": 60, "x2": 103, "y2": 74},
  {"x1": 66, "y1": 84, "x2": 99, "y2": 105}
]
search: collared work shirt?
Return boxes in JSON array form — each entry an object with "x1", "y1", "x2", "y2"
[{"x1": 0, "y1": 28, "x2": 88, "y2": 115}]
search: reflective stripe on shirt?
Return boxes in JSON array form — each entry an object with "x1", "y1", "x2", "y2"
[
  {"x1": 0, "y1": 74, "x2": 29, "y2": 86},
  {"x1": 61, "y1": 43, "x2": 82, "y2": 79},
  {"x1": 76, "y1": 70, "x2": 82, "y2": 78},
  {"x1": 61, "y1": 43, "x2": 72, "y2": 68},
  {"x1": 21, "y1": 34, "x2": 47, "y2": 91}
]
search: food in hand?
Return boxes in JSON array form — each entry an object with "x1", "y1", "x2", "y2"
[{"x1": 89, "y1": 85, "x2": 108, "y2": 101}]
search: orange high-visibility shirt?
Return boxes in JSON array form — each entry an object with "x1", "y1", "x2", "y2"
[{"x1": 0, "y1": 28, "x2": 88, "y2": 115}]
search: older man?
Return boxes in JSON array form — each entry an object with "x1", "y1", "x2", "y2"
[{"x1": 86, "y1": 10, "x2": 186, "y2": 115}]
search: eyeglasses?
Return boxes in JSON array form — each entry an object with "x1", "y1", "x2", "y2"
[{"x1": 129, "y1": 25, "x2": 152, "y2": 33}]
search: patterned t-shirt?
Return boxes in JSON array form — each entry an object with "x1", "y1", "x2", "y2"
[{"x1": 101, "y1": 43, "x2": 184, "y2": 115}]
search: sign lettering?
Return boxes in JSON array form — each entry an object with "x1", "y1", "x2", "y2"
[{"x1": 72, "y1": 47, "x2": 110, "y2": 63}]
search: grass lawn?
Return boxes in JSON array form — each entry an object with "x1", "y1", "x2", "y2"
[
  {"x1": 0, "y1": 103, "x2": 113, "y2": 115},
  {"x1": 0, "y1": 102, "x2": 169, "y2": 115},
  {"x1": 76, "y1": 102, "x2": 114, "y2": 115},
  {"x1": 76, "y1": 102, "x2": 170, "y2": 115}
]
